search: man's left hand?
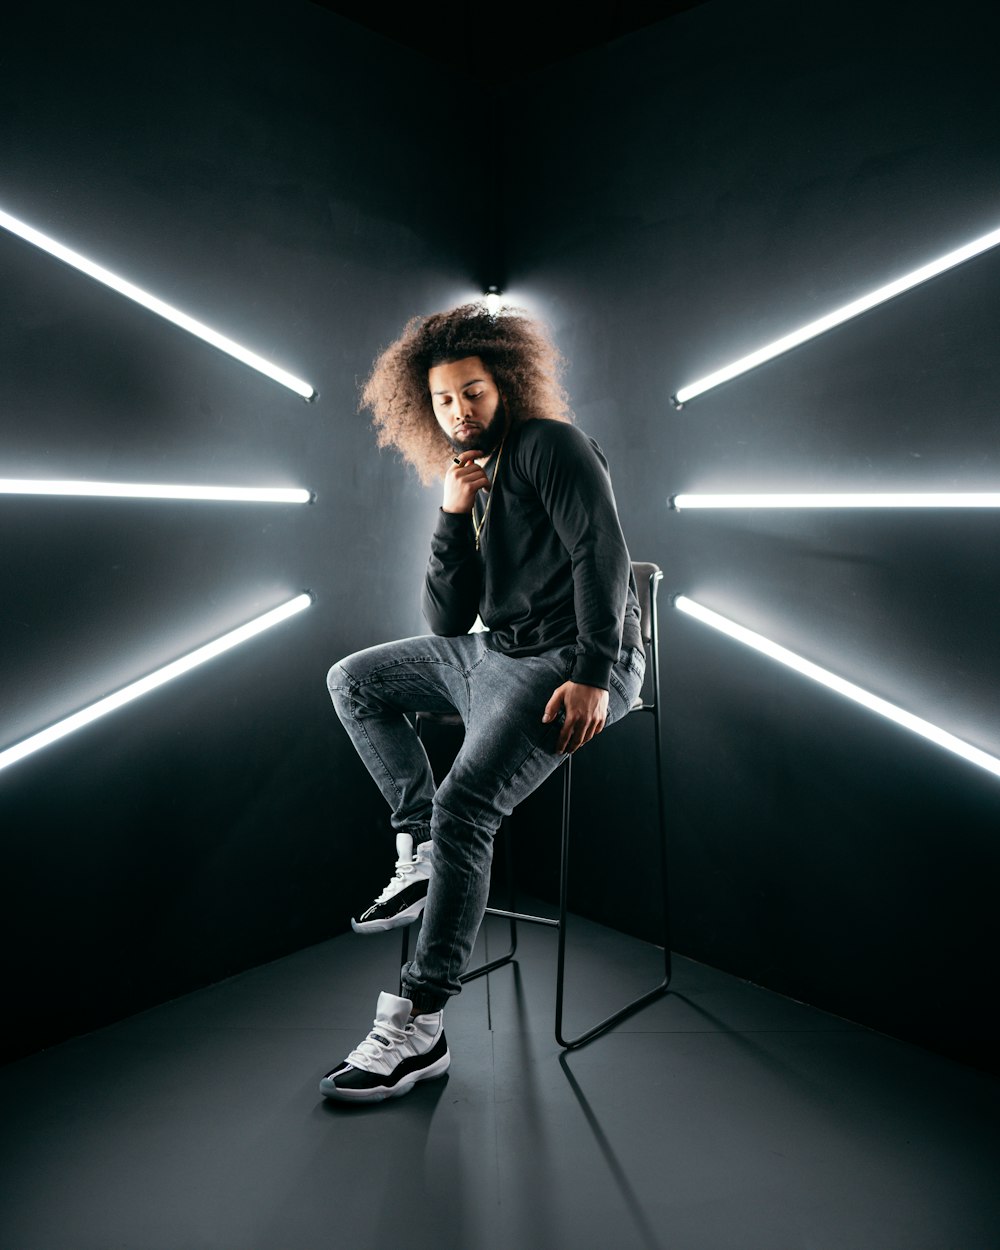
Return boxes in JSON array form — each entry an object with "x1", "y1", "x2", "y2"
[{"x1": 542, "y1": 681, "x2": 610, "y2": 755}]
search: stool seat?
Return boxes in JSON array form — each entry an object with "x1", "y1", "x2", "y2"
[{"x1": 415, "y1": 710, "x2": 464, "y2": 727}]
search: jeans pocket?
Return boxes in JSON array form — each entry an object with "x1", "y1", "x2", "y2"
[
  {"x1": 607, "y1": 649, "x2": 644, "y2": 726},
  {"x1": 627, "y1": 645, "x2": 646, "y2": 679}
]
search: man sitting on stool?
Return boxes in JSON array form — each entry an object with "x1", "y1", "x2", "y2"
[{"x1": 321, "y1": 302, "x2": 645, "y2": 1102}]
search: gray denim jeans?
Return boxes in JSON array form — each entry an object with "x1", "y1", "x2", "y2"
[{"x1": 327, "y1": 633, "x2": 646, "y2": 1014}]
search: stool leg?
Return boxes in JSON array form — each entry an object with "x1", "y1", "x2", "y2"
[
  {"x1": 399, "y1": 925, "x2": 410, "y2": 997},
  {"x1": 554, "y1": 721, "x2": 673, "y2": 1049},
  {"x1": 652, "y1": 655, "x2": 672, "y2": 986},
  {"x1": 554, "y1": 754, "x2": 573, "y2": 1043}
]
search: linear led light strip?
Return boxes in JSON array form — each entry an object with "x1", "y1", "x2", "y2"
[
  {"x1": 672, "y1": 223, "x2": 1000, "y2": 406},
  {"x1": 0, "y1": 594, "x2": 312, "y2": 773},
  {"x1": 674, "y1": 595, "x2": 1000, "y2": 780},
  {"x1": 0, "y1": 207, "x2": 317, "y2": 401},
  {"x1": 0, "y1": 478, "x2": 312, "y2": 503},
  {"x1": 671, "y1": 492, "x2": 1000, "y2": 510}
]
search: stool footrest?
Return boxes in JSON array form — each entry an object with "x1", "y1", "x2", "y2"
[
  {"x1": 485, "y1": 906, "x2": 559, "y2": 927},
  {"x1": 459, "y1": 949, "x2": 516, "y2": 983}
]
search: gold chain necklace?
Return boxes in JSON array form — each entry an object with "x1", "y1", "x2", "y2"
[{"x1": 472, "y1": 437, "x2": 506, "y2": 552}]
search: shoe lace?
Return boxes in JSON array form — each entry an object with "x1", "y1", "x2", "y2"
[
  {"x1": 373, "y1": 858, "x2": 415, "y2": 904},
  {"x1": 347, "y1": 1019, "x2": 415, "y2": 1067}
]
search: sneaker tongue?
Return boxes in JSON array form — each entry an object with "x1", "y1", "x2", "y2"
[
  {"x1": 374, "y1": 990, "x2": 413, "y2": 1030},
  {"x1": 395, "y1": 832, "x2": 414, "y2": 862}
]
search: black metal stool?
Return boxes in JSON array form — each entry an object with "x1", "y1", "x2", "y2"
[{"x1": 402, "y1": 562, "x2": 671, "y2": 1049}]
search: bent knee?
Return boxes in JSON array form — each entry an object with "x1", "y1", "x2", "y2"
[
  {"x1": 433, "y1": 788, "x2": 501, "y2": 839},
  {"x1": 326, "y1": 657, "x2": 355, "y2": 698}
]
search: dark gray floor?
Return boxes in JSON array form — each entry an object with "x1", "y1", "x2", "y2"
[{"x1": 1, "y1": 910, "x2": 998, "y2": 1250}]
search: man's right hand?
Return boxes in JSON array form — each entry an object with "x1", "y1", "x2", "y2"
[{"x1": 442, "y1": 449, "x2": 490, "y2": 514}]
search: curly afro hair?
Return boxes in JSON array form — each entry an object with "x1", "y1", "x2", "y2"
[{"x1": 360, "y1": 302, "x2": 573, "y2": 484}]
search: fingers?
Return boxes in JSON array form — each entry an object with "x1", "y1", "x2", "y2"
[
  {"x1": 451, "y1": 450, "x2": 488, "y2": 484},
  {"x1": 556, "y1": 714, "x2": 606, "y2": 755},
  {"x1": 449, "y1": 458, "x2": 489, "y2": 489},
  {"x1": 442, "y1": 455, "x2": 490, "y2": 512},
  {"x1": 543, "y1": 687, "x2": 576, "y2": 754},
  {"x1": 541, "y1": 689, "x2": 564, "y2": 724},
  {"x1": 554, "y1": 708, "x2": 606, "y2": 754},
  {"x1": 544, "y1": 681, "x2": 609, "y2": 754}
]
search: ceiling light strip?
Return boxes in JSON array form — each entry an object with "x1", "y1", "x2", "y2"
[
  {"x1": 0, "y1": 207, "x2": 317, "y2": 400},
  {"x1": 0, "y1": 478, "x2": 312, "y2": 503},
  {"x1": 674, "y1": 595, "x2": 1000, "y2": 779},
  {"x1": 0, "y1": 593, "x2": 313, "y2": 773},
  {"x1": 672, "y1": 223, "x2": 1000, "y2": 405},
  {"x1": 671, "y1": 492, "x2": 1000, "y2": 510}
]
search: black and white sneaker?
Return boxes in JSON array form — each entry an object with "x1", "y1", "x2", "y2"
[
  {"x1": 351, "y1": 833, "x2": 434, "y2": 933},
  {"x1": 319, "y1": 991, "x2": 450, "y2": 1103}
]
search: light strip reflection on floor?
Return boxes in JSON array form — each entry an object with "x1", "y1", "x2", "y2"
[
  {"x1": 0, "y1": 594, "x2": 313, "y2": 773},
  {"x1": 674, "y1": 595, "x2": 1000, "y2": 779},
  {"x1": 0, "y1": 206, "x2": 317, "y2": 400}
]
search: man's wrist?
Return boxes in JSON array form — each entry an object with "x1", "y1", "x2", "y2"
[{"x1": 570, "y1": 654, "x2": 613, "y2": 689}]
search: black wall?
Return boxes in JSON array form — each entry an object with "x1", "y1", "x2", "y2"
[
  {"x1": 3, "y1": 0, "x2": 998, "y2": 1074},
  {"x1": 0, "y1": 0, "x2": 480, "y2": 1061},
  {"x1": 503, "y1": 0, "x2": 1000, "y2": 1070}
]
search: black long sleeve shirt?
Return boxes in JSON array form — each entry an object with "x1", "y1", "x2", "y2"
[{"x1": 421, "y1": 418, "x2": 642, "y2": 690}]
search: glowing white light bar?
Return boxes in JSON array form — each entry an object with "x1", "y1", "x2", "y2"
[
  {"x1": 0, "y1": 207, "x2": 317, "y2": 400},
  {"x1": 672, "y1": 223, "x2": 1000, "y2": 405},
  {"x1": 484, "y1": 290, "x2": 503, "y2": 315},
  {"x1": 0, "y1": 478, "x2": 312, "y2": 504},
  {"x1": 672, "y1": 492, "x2": 1000, "y2": 510},
  {"x1": 0, "y1": 594, "x2": 312, "y2": 773},
  {"x1": 674, "y1": 595, "x2": 1000, "y2": 780}
]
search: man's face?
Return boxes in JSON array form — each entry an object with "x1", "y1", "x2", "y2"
[{"x1": 429, "y1": 356, "x2": 506, "y2": 458}]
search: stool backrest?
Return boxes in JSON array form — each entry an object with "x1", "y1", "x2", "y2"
[{"x1": 631, "y1": 561, "x2": 662, "y2": 647}]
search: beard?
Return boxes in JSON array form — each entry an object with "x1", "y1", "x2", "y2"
[{"x1": 443, "y1": 396, "x2": 507, "y2": 458}]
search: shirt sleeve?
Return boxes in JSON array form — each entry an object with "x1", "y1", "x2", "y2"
[
  {"x1": 421, "y1": 508, "x2": 484, "y2": 636},
  {"x1": 523, "y1": 423, "x2": 631, "y2": 689}
]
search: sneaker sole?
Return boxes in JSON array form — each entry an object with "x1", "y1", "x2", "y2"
[
  {"x1": 319, "y1": 1049, "x2": 451, "y2": 1103},
  {"x1": 350, "y1": 899, "x2": 426, "y2": 934}
]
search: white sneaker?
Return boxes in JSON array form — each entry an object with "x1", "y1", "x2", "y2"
[
  {"x1": 319, "y1": 991, "x2": 450, "y2": 1102},
  {"x1": 351, "y1": 834, "x2": 435, "y2": 933}
]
